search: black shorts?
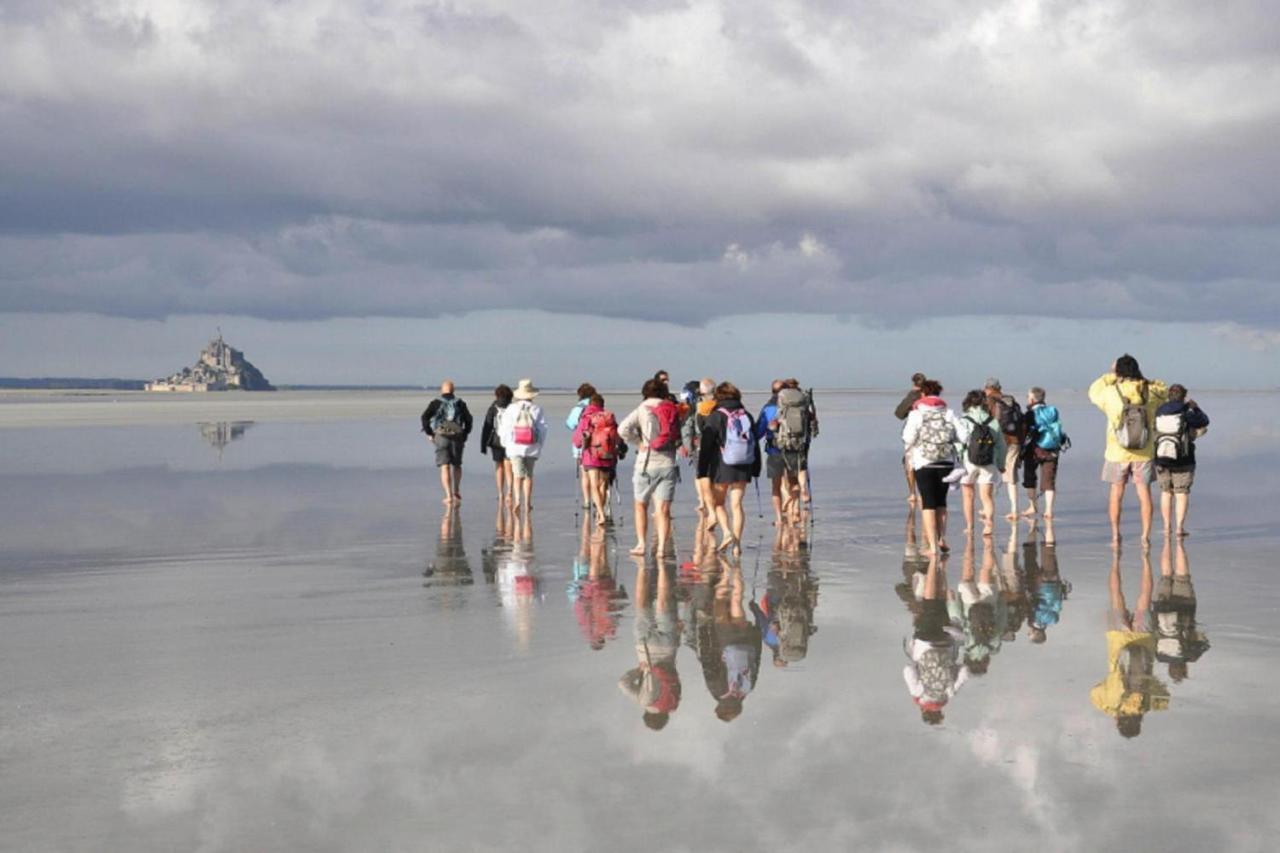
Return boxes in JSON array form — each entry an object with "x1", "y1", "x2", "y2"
[
  {"x1": 490, "y1": 444, "x2": 507, "y2": 465},
  {"x1": 914, "y1": 599, "x2": 951, "y2": 642},
  {"x1": 914, "y1": 464, "x2": 953, "y2": 510},
  {"x1": 713, "y1": 462, "x2": 754, "y2": 485},
  {"x1": 434, "y1": 436, "x2": 464, "y2": 467}
]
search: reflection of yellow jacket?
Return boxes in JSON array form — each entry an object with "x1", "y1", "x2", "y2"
[
  {"x1": 1090, "y1": 630, "x2": 1170, "y2": 717},
  {"x1": 1087, "y1": 374, "x2": 1169, "y2": 462}
]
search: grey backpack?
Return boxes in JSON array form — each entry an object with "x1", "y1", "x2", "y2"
[
  {"x1": 774, "y1": 388, "x2": 810, "y2": 453},
  {"x1": 1114, "y1": 383, "x2": 1149, "y2": 450}
]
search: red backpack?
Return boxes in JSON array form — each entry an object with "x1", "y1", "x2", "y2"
[
  {"x1": 587, "y1": 412, "x2": 620, "y2": 462},
  {"x1": 648, "y1": 400, "x2": 681, "y2": 452}
]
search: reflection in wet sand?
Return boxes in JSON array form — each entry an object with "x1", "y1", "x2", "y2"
[
  {"x1": 1155, "y1": 539, "x2": 1209, "y2": 684},
  {"x1": 197, "y1": 420, "x2": 254, "y2": 455},
  {"x1": 568, "y1": 516, "x2": 627, "y2": 651},
  {"x1": 618, "y1": 554, "x2": 682, "y2": 730},
  {"x1": 1092, "y1": 546, "x2": 1169, "y2": 738},
  {"x1": 494, "y1": 508, "x2": 539, "y2": 653},
  {"x1": 424, "y1": 506, "x2": 472, "y2": 589}
]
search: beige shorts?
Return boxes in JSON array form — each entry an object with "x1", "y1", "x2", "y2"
[
  {"x1": 511, "y1": 456, "x2": 538, "y2": 479},
  {"x1": 1002, "y1": 444, "x2": 1020, "y2": 484},
  {"x1": 1156, "y1": 467, "x2": 1194, "y2": 494},
  {"x1": 960, "y1": 460, "x2": 1000, "y2": 486},
  {"x1": 1101, "y1": 460, "x2": 1154, "y2": 485}
]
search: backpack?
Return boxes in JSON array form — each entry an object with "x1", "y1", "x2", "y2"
[
  {"x1": 431, "y1": 398, "x2": 464, "y2": 437},
  {"x1": 586, "y1": 411, "x2": 620, "y2": 462},
  {"x1": 774, "y1": 388, "x2": 810, "y2": 453},
  {"x1": 964, "y1": 415, "x2": 997, "y2": 466},
  {"x1": 995, "y1": 395, "x2": 1022, "y2": 436},
  {"x1": 718, "y1": 408, "x2": 756, "y2": 466},
  {"x1": 775, "y1": 598, "x2": 812, "y2": 663},
  {"x1": 488, "y1": 404, "x2": 507, "y2": 449},
  {"x1": 1033, "y1": 405, "x2": 1064, "y2": 451},
  {"x1": 647, "y1": 400, "x2": 681, "y2": 452},
  {"x1": 918, "y1": 409, "x2": 956, "y2": 463},
  {"x1": 511, "y1": 402, "x2": 537, "y2": 446},
  {"x1": 1154, "y1": 409, "x2": 1190, "y2": 463},
  {"x1": 1114, "y1": 383, "x2": 1150, "y2": 450},
  {"x1": 916, "y1": 644, "x2": 954, "y2": 701}
]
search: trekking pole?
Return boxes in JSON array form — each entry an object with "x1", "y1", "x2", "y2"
[
  {"x1": 754, "y1": 477, "x2": 764, "y2": 520},
  {"x1": 806, "y1": 387, "x2": 817, "y2": 525}
]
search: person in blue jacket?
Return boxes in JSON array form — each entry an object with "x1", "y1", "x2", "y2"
[
  {"x1": 1153, "y1": 384, "x2": 1209, "y2": 540},
  {"x1": 756, "y1": 380, "x2": 787, "y2": 526}
]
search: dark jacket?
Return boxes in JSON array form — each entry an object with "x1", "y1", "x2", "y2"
[
  {"x1": 479, "y1": 401, "x2": 507, "y2": 454},
  {"x1": 895, "y1": 389, "x2": 922, "y2": 421},
  {"x1": 1154, "y1": 400, "x2": 1209, "y2": 469},
  {"x1": 698, "y1": 399, "x2": 762, "y2": 477},
  {"x1": 421, "y1": 394, "x2": 474, "y2": 439}
]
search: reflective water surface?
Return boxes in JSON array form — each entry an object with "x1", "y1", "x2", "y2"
[{"x1": 1, "y1": 391, "x2": 1277, "y2": 851}]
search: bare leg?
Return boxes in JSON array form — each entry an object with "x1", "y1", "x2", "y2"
[
  {"x1": 979, "y1": 484, "x2": 995, "y2": 535},
  {"x1": 698, "y1": 478, "x2": 717, "y2": 530},
  {"x1": 921, "y1": 508, "x2": 939, "y2": 554},
  {"x1": 937, "y1": 506, "x2": 949, "y2": 552},
  {"x1": 1005, "y1": 478, "x2": 1018, "y2": 519},
  {"x1": 521, "y1": 476, "x2": 533, "y2": 515},
  {"x1": 799, "y1": 469, "x2": 811, "y2": 504},
  {"x1": 1108, "y1": 481, "x2": 1126, "y2": 543},
  {"x1": 440, "y1": 464, "x2": 455, "y2": 504},
  {"x1": 905, "y1": 456, "x2": 917, "y2": 504},
  {"x1": 655, "y1": 499, "x2": 672, "y2": 555},
  {"x1": 961, "y1": 483, "x2": 975, "y2": 532},
  {"x1": 713, "y1": 484, "x2": 733, "y2": 551},
  {"x1": 579, "y1": 460, "x2": 591, "y2": 509},
  {"x1": 631, "y1": 500, "x2": 649, "y2": 555},
  {"x1": 728, "y1": 485, "x2": 746, "y2": 549},
  {"x1": 1175, "y1": 491, "x2": 1190, "y2": 537},
  {"x1": 1135, "y1": 481, "x2": 1153, "y2": 546},
  {"x1": 1160, "y1": 489, "x2": 1172, "y2": 537},
  {"x1": 770, "y1": 476, "x2": 783, "y2": 526},
  {"x1": 1043, "y1": 489, "x2": 1055, "y2": 519},
  {"x1": 452, "y1": 464, "x2": 463, "y2": 503},
  {"x1": 1022, "y1": 487, "x2": 1038, "y2": 517}
]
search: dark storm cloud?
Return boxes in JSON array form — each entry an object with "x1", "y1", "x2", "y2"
[{"x1": 1, "y1": 0, "x2": 1278, "y2": 325}]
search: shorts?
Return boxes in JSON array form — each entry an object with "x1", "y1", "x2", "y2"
[
  {"x1": 511, "y1": 456, "x2": 537, "y2": 479},
  {"x1": 1024, "y1": 449, "x2": 1058, "y2": 492},
  {"x1": 766, "y1": 452, "x2": 807, "y2": 479},
  {"x1": 914, "y1": 599, "x2": 951, "y2": 641},
  {"x1": 434, "y1": 435, "x2": 464, "y2": 467},
  {"x1": 634, "y1": 466, "x2": 679, "y2": 504},
  {"x1": 1155, "y1": 466, "x2": 1194, "y2": 494},
  {"x1": 1101, "y1": 460, "x2": 1155, "y2": 485},
  {"x1": 959, "y1": 460, "x2": 999, "y2": 486},
  {"x1": 490, "y1": 444, "x2": 508, "y2": 465},
  {"x1": 1002, "y1": 443, "x2": 1021, "y2": 484},
  {"x1": 713, "y1": 462, "x2": 754, "y2": 485},
  {"x1": 914, "y1": 464, "x2": 953, "y2": 511}
]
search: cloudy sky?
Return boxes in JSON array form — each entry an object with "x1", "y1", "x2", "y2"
[{"x1": 1, "y1": 0, "x2": 1278, "y2": 386}]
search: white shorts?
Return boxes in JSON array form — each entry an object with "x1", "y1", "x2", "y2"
[{"x1": 960, "y1": 460, "x2": 1000, "y2": 486}]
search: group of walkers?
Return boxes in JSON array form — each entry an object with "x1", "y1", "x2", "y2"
[
  {"x1": 421, "y1": 373, "x2": 819, "y2": 557},
  {"x1": 895, "y1": 354, "x2": 1209, "y2": 554}
]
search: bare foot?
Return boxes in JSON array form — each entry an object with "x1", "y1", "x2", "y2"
[
  {"x1": 938, "y1": 540, "x2": 950, "y2": 553},
  {"x1": 629, "y1": 543, "x2": 646, "y2": 556},
  {"x1": 1005, "y1": 512, "x2": 1017, "y2": 521},
  {"x1": 1177, "y1": 528, "x2": 1190, "y2": 538},
  {"x1": 1020, "y1": 508, "x2": 1037, "y2": 518},
  {"x1": 1043, "y1": 513, "x2": 1054, "y2": 519}
]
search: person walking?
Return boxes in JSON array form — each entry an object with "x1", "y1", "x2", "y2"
[
  {"x1": 498, "y1": 379, "x2": 549, "y2": 517},
  {"x1": 479, "y1": 384, "x2": 514, "y2": 504},
  {"x1": 421, "y1": 379, "x2": 474, "y2": 506},
  {"x1": 984, "y1": 378, "x2": 1025, "y2": 520},
  {"x1": 756, "y1": 380, "x2": 787, "y2": 526},
  {"x1": 1153, "y1": 384, "x2": 1209, "y2": 539},
  {"x1": 954, "y1": 389, "x2": 1005, "y2": 536},
  {"x1": 759, "y1": 379, "x2": 813, "y2": 525},
  {"x1": 1088, "y1": 355, "x2": 1169, "y2": 547},
  {"x1": 619, "y1": 378, "x2": 683, "y2": 556},
  {"x1": 1022, "y1": 386, "x2": 1067, "y2": 520},
  {"x1": 895, "y1": 372, "x2": 927, "y2": 505},
  {"x1": 902, "y1": 380, "x2": 963, "y2": 555},
  {"x1": 688, "y1": 377, "x2": 718, "y2": 528},
  {"x1": 698, "y1": 382, "x2": 760, "y2": 555},
  {"x1": 572, "y1": 393, "x2": 623, "y2": 528},
  {"x1": 566, "y1": 383, "x2": 598, "y2": 510}
]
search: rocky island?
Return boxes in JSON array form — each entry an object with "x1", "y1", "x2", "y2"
[{"x1": 146, "y1": 334, "x2": 274, "y2": 392}]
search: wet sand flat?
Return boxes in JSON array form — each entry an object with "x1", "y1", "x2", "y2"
[{"x1": 1, "y1": 391, "x2": 1277, "y2": 851}]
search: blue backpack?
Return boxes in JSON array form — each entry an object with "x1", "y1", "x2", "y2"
[{"x1": 1034, "y1": 405, "x2": 1064, "y2": 451}]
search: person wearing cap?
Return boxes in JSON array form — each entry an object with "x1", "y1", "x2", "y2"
[
  {"x1": 421, "y1": 379, "x2": 474, "y2": 505},
  {"x1": 984, "y1": 378, "x2": 1025, "y2": 520},
  {"x1": 498, "y1": 379, "x2": 549, "y2": 516}
]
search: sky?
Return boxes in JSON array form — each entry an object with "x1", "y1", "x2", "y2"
[{"x1": 1, "y1": 0, "x2": 1278, "y2": 387}]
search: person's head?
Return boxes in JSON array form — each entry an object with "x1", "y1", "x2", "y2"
[
  {"x1": 1029, "y1": 386, "x2": 1046, "y2": 405},
  {"x1": 441, "y1": 379, "x2": 455, "y2": 395},
  {"x1": 699, "y1": 377, "x2": 715, "y2": 396},
  {"x1": 494, "y1": 384, "x2": 513, "y2": 406},
  {"x1": 1114, "y1": 354, "x2": 1145, "y2": 381},
  {"x1": 919, "y1": 379, "x2": 943, "y2": 397},
  {"x1": 714, "y1": 381, "x2": 742, "y2": 402},
  {"x1": 654, "y1": 370, "x2": 670, "y2": 385},
  {"x1": 643, "y1": 711, "x2": 670, "y2": 731},
  {"x1": 771, "y1": 379, "x2": 784, "y2": 394},
  {"x1": 1168, "y1": 660, "x2": 1189, "y2": 682},
  {"x1": 911, "y1": 372, "x2": 926, "y2": 389},
  {"x1": 921, "y1": 708, "x2": 944, "y2": 726},
  {"x1": 576, "y1": 383, "x2": 596, "y2": 400},
  {"x1": 984, "y1": 377, "x2": 1002, "y2": 394},
  {"x1": 590, "y1": 393, "x2": 605, "y2": 408},
  {"x1": 1029, "y1": 626, "x2": 1047, "y2": 644},
  {"x1": 784, "y1": 377, "x2": 801, "y2": 390},
  {"x1": 1117, "y1": 714, "x2": 1143, "y2": 739},
  {"x1": 641, "y1": 378, "x2": 665, "y2": 400},
  {"x1": 1168, "y1": 384, "x2": 1187, "y2": 403},
  {"x1": 962, "y1": 389, "x2": 986, "y2": 411},
  {"x1": 715, "y1": 696, "x2": 744, "y2": 722}
]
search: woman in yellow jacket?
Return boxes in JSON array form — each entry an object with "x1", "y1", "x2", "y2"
[{"x1": 1088, "y1": 355, "x2": 1168, "y2": 546}]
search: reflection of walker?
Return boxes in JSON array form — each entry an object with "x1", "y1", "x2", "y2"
[{"x1": 497, "y1": 550, "x2": 541, "y2": 653}]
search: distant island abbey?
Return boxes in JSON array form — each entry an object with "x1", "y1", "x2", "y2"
[{"x1": 146, "y1": 334, "x2": 274, "y2": 392}]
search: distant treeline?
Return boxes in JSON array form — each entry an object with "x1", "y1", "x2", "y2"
[{"x1": 0, "y1": 377, "x2": 146, "y2": 390}]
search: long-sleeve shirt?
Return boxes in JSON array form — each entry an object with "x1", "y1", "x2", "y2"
[
  {"x1": 1154, "y1": 400, "x2": 1210, "y2": 470},
  {"x1": 479, "y1": 401, "x2": 506, "y2": 455},
  {"x1": 497, "y1": 400, "x2": 548, "y2": 458},
  {"x1": 420, "y1": 395, "x2": 474, "y2": 439},
  {"x1": 1087, "y1": 374, "x2": 1170, "y2": 462},
  {"x1": 901, "y1": 401, "x2": 964, "y2": 469},
  {"x1": 895, "y1": 389, "x2": 922, "y2": 420}
]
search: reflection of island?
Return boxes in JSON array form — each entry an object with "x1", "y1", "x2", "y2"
[{"x1": 199, "y1": 421, "x2": 255, "y2": 453}]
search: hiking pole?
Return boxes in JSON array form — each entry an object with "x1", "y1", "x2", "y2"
[
  {"x1": 754, "y1": 477, "x2": 764, "y2": 520},
  {"x1": 806, "y1": 387, "x2": 818, "y2": 525}
]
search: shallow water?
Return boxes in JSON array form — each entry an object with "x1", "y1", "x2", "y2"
[{"x1": 1, "y1": 391, "x2": 1277, "y2": 851}]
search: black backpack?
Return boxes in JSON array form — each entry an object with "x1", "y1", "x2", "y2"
[
  {"x1": 965, "y1": 416, "x2": 997, "y2": 466},
  {"x1": 995, "y1": 395, "x2": 1022, "y2": 435}
]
